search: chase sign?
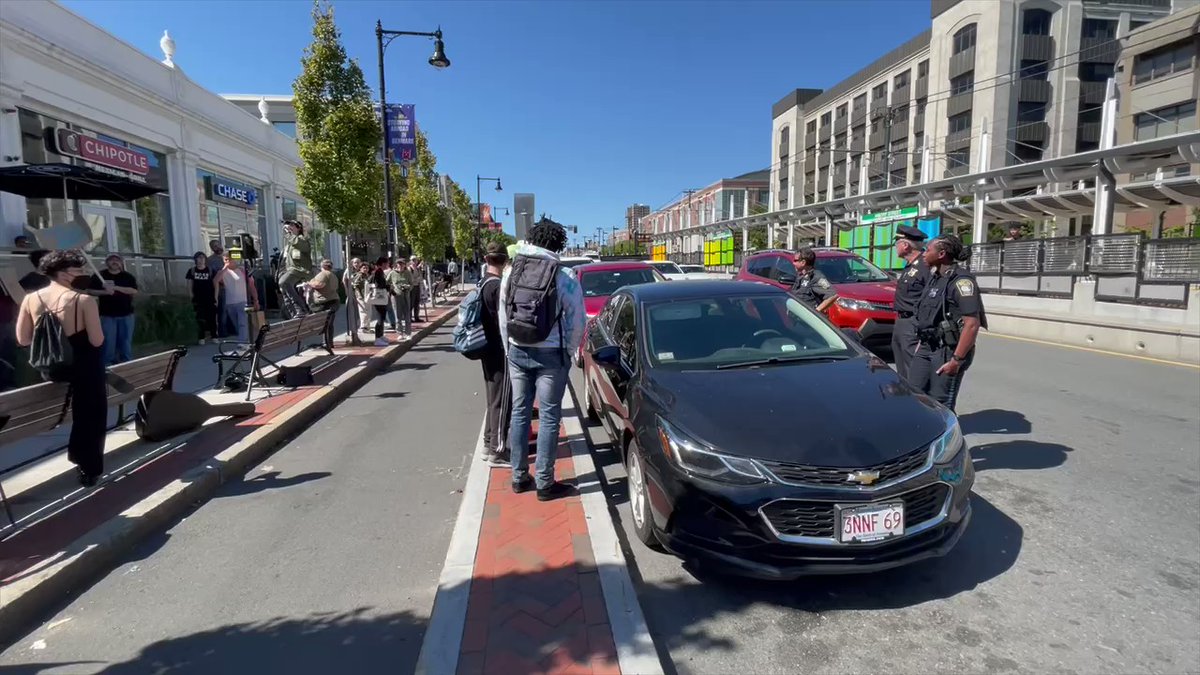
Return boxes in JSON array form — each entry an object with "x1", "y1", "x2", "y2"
[{"x1": 206, "y1": 176, "x2": 258, "y2": 208}]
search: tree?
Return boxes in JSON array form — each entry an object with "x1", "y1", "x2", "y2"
[
  {"x1": 397, "y1": 129, "x2": 449, "y2": 260},
  {"x1": 480, "y1": 228, "x2": 515, "y2": 249},
  {"x1": 293, "y1": 2, "x2": 381, "y2": 237},
  {"x1": 448, "y1": 180, "x2": 475, "y2": 261}
]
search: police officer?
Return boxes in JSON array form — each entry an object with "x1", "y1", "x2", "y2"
[
  {"x1": 890, "y1": 225, "x2": 930, "y2": 381},
  {"x1": 790, "y1": 247, "x2": 837, "y2": 311},
  {"x1": 908, "y1": 233, "x2": 987, "y2": 411}
]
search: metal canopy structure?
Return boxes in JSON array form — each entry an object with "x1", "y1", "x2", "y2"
[{"x1": 653, "y1": 130, "x2": 1200, "y2": 243}]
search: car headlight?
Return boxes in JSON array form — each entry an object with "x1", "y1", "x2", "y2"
[
  {"x1": 656, "y1": 417, "x2": 769, "y2": 485},
  {"x1": 835, "y1": 297, "x2": 874, "y2": 312},
  {"x1": 931, "y1": 412, "x2": 965, "y2": 464}
]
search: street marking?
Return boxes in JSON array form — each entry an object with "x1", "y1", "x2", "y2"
[
  {"x1": 563, "y1": 387, "x2": 665, "y2": 675},
  {"x1": 982, "y1": 332, "x2": 1200, "y2": 369},
  {"x1": 414, "y1": 418, "x2": 488, "y2": 675}
]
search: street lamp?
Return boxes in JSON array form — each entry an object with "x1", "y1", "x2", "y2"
[
  {"x1": 376, "y1": 20, "x2": 450, "y2": 257},
  {"x1": 476, "y1": 175, "x2": 501, "y2": 263}
]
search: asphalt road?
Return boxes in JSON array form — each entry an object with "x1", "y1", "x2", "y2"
[
  {"x1": 0, "y1": 325, "x2": 482, "y2": 673},
  {"x1": 570, "y1": 333, "x2": 1200, "y2": 675}
]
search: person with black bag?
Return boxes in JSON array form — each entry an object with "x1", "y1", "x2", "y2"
[
  {"x1": 14, "y1": 250, "x2": 107, "y2": 486},
  {"x1": 477, "y1": 242, "x2": 510, "y2": 466},
  {"x1": 498, "y1": 218, "x2": 586, "y2": 501},
  {"x1": 907, "y1": 234, "x2": 987, "y2": 411}
]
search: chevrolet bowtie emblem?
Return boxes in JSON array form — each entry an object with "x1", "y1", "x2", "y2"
[{"x1": 846, "y1": 469, "x2": 881, "y2": 485}]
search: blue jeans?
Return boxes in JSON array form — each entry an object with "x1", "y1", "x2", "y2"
[
  {"x1": 223, "y1": 301, "x2": 248, "y2": 342},
  {"x1": 508, "y1": 345, "x2": 570, "y2": 490},
  {"x1": 101, "y1": 314, "x2": 134, "y2": 365}
]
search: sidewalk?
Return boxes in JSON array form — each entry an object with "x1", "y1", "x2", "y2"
[
  {"x1": 0, "y1": 296, "x2": 463, "y2": 643},
  {"x1": 419, "y1": 388, "x2": 660, "y2": 675}
]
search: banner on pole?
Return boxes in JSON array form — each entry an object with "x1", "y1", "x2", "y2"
[{"x1": 385, "y1": 104, "x2": 416, "y2": 164}]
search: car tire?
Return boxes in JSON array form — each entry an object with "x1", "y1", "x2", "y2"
[
  {"x1": 583, "y1": 379, "x2": 600, "y2": 423},
  {"x1": 626, "y1": 441, "x2": 663, "y2": 551}
]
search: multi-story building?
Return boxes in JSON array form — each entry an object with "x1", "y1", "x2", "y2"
[
  {"x1": 642, "y1": 169, "x2": 769, "y2": 254},
  {"x1": 770, "y1": 0, "x2": 1193, "y2": 230},
  {"x1": 223, "y1": 94, "x2": 298, "y2": 139},
  {"x1": 624, "y1": 203, "x2": 650, "y2": 235}
]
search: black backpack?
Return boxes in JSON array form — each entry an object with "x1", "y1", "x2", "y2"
[
  {"x1": 505, "y1": 254, "x2": 561, "y2": 344},
  {"x1": 29, "y1": 293, "x2": 76, "y2": 383}
]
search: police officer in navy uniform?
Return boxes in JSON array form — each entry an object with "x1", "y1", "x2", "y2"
[
  {"x1": 907, "y1": 234, "x2": 987, "y2": 411},
  {"x1": 790, "y1": 247, "x2": 837, "y2": 311},
  {"x1": 890, "y1": 225, "x2": 930, "y2": 381}
]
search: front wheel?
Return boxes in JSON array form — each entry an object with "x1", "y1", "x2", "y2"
[{"x1": 626, "y1": 442, "x2": 663, "y2": 551}]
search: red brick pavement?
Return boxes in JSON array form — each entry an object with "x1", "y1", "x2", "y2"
[{"x1": 459, "y1": 427, "x2": 622, "y2": 675}]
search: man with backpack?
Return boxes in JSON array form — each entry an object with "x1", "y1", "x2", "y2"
[{"x1": 498, "y1": 218, "x2": 585, "y2": 501}]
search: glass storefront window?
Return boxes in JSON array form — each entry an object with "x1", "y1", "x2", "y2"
[{"x1": 197, "y1": 168, "x2": 267, "y2": 259}]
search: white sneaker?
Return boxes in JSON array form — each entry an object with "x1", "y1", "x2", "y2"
[{"x1": 374, "y1": 338, "x2": 389, "y2": 347}]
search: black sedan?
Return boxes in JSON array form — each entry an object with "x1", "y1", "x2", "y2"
[{"x1": 580, "y1": 280, "x2": 973, "y2": 580}]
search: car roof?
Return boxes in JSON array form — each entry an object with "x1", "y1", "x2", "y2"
[
  {"x1": 624, "y1": 279, "x2": 786, "y2": 302},
  {"x1": 747, "y1": 248, "x2": 858, "y2": 259},
  {"x1": 575, "y1": 261, "x2": 656, "y2": 272}
]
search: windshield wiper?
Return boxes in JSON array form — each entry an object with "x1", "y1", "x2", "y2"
[{"x1": 715, "y1": 354, "x2": 850, "y2": 370}]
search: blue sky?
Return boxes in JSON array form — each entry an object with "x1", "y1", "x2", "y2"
[{"x1": 63, "y1": 0, "x2": 927, "y2": 243}]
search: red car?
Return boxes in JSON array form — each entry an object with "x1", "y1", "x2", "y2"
[
  {"x1": 573, "y1": 261, "x2": 665, "y2": 366},
  {"x1": 736, "y1": 248, "x2": 897, "y2": 352}
]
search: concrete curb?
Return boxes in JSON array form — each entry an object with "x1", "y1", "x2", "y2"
[{"x1": 0, "y1": 307, "x2": 459, "y2": 646}]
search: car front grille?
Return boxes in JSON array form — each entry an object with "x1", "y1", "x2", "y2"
[
  {"x1": 761, "y1": 444, "x2": 930, "y2": 487},
  {"x1": 761, "y1": 483, "x2": 950, "y2": 540}
]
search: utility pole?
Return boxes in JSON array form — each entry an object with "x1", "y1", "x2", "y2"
[{"x1": 871, "y1": 104, "x2": 901, "y2": 189}]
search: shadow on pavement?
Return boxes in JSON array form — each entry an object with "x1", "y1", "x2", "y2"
[
  {"x1": 384, "y1": 362, "x2": 434, "y2": 373},
  {"x1": 959, "y1": 408, "x2": 1032, "y2": 435},
  {"x1": 409, "y1": 344, "x2": 457, "y2": 354},
  {"x1": 971, "y1": 440, "x2": 1073, "y2": 472},
  {"x1": 215, "y1": 471, "x2": 332, "y2": 498}
]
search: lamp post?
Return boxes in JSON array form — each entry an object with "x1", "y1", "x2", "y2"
[
  {"x1": 476, "y1": 175, "x2": 502, "y2": 264},
  {"x1": 375, "y1": 20, "x2": 449, "y2": 257}
]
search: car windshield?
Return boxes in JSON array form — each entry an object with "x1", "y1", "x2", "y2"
[
  {"x1": 815, "y1": 255, "x2": 891, "y2": 283},
  {"x1": 679, "y1": 265, "x2": 704, "y2": 273},
  {"x1": 580, "y1": 268, "x2": 660, "y2": 297},
  {"x1": 644, "y1": 294, "x2": 853, "y2": 370},
  {"x1": 649, "y1": 261, "x2": 683, "y2": 275}
]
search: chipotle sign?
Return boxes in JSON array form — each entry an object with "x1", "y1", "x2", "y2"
[{"x1": 52, "y1": 128, "x2": 149, "y2": 176}]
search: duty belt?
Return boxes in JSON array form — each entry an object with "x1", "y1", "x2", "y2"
[{"x1": 896, "y1": 311, "x2": 914, "y2": 318}]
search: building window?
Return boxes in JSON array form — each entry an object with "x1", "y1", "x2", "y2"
[
  {"x1": 1022, "y1": 8, "x2": 1052, "y2": 36},
  {"x1": 953, "y1": 24, "x2": 977, "y2": 54},
  {"x1": 872, "y1": 83, "x2": 888, "y2": 102},
  {"x1": 1017, "y1": 102, "x2": 1046, "y2": 123},
  {"x1": 851, "y1": 124, "x2": 865, "y2": 145},
  {"x1": 779, "y1": 127, "x2": 790, "y2": 157},
  {"x1": 1134, "y1": 101, "x2": 1197, "y2": 140},
  {"x1": 913, "y1": 131, "x2": 924, "y2": 156},
  {"x1": 1082, "y1": 18, "x2": 1116, "y2": 40},
  {"x1": 272, "y1": 121, "x2": 297, "y2": 138},
  {"x1": 950, "y1": 71, "x2": 975, "y2": 95},
  {"x1": 1130, "y1": 20, "x2": 1150, "y2": 31},
  {"x1": 806, "y1": 120, "x2": 817, "y2": 134},
  {"x1": 853, "y1": 93, "x2": 867, "y2": 112},
  {"x1": 1020, "y1": 59, "x2": 1049, "y2": 80},
  {"x1": 1080, "y1": 61, "x2": 1115, "y2": 82},
  {"x1": 834, "y1": 132, "x2": 847, "y2": 149},
  {"x1": 918, "y1": 60, "x2": 929, "y2": 79},
  {"x1": 1014, "y1": 140, "x2": 1044, "y2": 163},
  {"x1": 1133, "y1": 42, "x2": 1196, "y2": 85},
  {"x1": 820, "y1": 111, "x2": 832, "y2": 127},
  {"x1": 837, "y1": 103, "x2": 848, "y2": 120},
  {"x1": 948, "y1": 111, "x2": 972, "y2": 134},
  {"x1": 915, "y1": 98, "x2": 927, "y2": 117},
  {"x1": 947, "y1": 148, "x2": 971, "y2": 170},
  {"x1": 894, "y1": 70, "x2": 910, "y2": 89}
]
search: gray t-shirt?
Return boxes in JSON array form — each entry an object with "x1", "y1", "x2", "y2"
[{"x1": 220, "y1": 267, "x2": 248, "y2": 304}]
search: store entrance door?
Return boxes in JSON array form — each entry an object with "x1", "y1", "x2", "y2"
[{"x1": 80, "y1": 204, "x2": 141, "y2": 254}]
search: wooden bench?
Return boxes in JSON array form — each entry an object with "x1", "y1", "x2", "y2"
[
  {"x1": 0, "y1": 348, "x2": 186, "y2": 526},
  {"x1": 213, "y1": 308, "x2": 336, "y2": 400}
]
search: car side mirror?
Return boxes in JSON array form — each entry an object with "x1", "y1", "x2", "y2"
[
  {"x1": 778, "y1": 273, "x2": 796, "y2": 286},
  {"x1": 592, "y1": 344, "x2": 621, "y2": 368}
]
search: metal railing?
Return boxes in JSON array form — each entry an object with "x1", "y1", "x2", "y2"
[{"x1": 0, "y1": 250, "x2": 272, "y2": 298}]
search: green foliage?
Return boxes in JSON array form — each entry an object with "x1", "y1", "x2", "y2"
[
  {"x1": 397, "y1": 129, "x2": 449, "y2": 259},
  {"x1": 747, "y1": 227, "x2": 768, "y2": 250},
  {"x1": 449, "y1": 180, "x2": 475, "y2": 260},
  {"x1": 601, "y1": 240, "x2": 644, "y2": 256},
  {"x1": 480, "y1": 228, "x2": 515, "y2": 249},
  {"x1": 293, "y1": 1, "x2": 382, "y2": 235},
  {"x1": 131, "y1": 296, "x2": 199, "y2": 348}
]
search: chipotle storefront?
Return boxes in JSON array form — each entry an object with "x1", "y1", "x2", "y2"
[{"x1": 17, "y1": 107, "x2": 174, "y2": 256}]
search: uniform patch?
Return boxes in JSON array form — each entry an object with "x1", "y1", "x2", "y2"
[
  {"x1": 956, "y1": 279, "x2": 976, "y2": 296},
  {"x1": 816, "y1": 278, "x2": 831, "y2": 289},
  {"x1": 906, "y1": 267, "x2": 919, "y2": 278}
]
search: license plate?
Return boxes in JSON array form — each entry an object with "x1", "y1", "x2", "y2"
[{"x1": 837, "y1": 502, "x2": 904, "y2": 543}]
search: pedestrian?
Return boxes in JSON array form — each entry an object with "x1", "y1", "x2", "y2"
[
  {"x1": 890, "y1": 225, "x2": 929, "y2": 382},
  {"x1": 186, "y1": 251, "x2": 218, "y2": 344},
  {"x1": 386, "y1": 257, "x2": 414, "y2": 340},
  {"x1": 94, "y1": 253, "x2": 138, "y2": 366},
  {"x1": 15, "y1": 250, "x2": 106, "y2": 486},
  {"x1": 1003, "y1": 222, "x2": 1024, "y2": 242},
  {"x1": 447, "y1": 258, "x2": 459, "y2": 290},
  {"x1": 790, "y1": 247, "x2": 837, "y2": 312},
  {"x1": 306, "y1": 259, "x2": 341, "y2": 348},
  {"x1": 214, "y1": 252, "x2": 255, "y2": 342},
  {"x1": 408, "y1": 257, "x2": 423, "y2": 324},
  {"x1": 278, "y1": 219, "x2": 312, "y2": 318},
  {"x1": 499, "y1": 217, "x2": 586, "y2": 501},
  {"x1": 478, "y1": 242, "x2": 509, "y2": 466},
  {"x1": 908, "y1": 234, "x2": 987, "y2": 411},
  {"x1": 207, "y1": 239, "x2": 229, "y2": 337},
  {"x1": 365, "y1": 256, "x2": 392, "y2": 347},
  {"x1": 342, "y1": 257, "x2": 361, "y2": 337},
  {"x1": 352, "y1": 260, "x2": 373, "y2": 336}
]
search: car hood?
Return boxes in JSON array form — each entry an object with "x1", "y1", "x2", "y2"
[
  {"x1": 646, "y1": 358, "x2": 947, "y2": 466},
  {"x1": 832, "y1": 280, "x2": 896, "y2": 303},
  {"x1": 584, "y1": 295, "x2": 608, "y2": 317}
]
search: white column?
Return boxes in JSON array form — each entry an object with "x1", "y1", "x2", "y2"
[
  {"x1": 826, "y1": 145, "x2": 835, "y2": 201},
  {"x1": 971, "y1": 118, "x2": 991, "y2": 245},
  {"x1": 0, "y1": 85, "x2": 27, "y2": 241},
  {"x1": 1092, "y1": 78, "x2": 1119, "y2": 236},
  {"x1": 768, "y1": 222, "x2": 776, "y2": 248},
  {"x1": 166, "y1": 150, "x2": 203, "y2": 256},
  {"x1": 858, "y1": 153, "x2": 869, "y2": 196},
  {"x1": 787, "y1": 222, "x2": 795, "y2": 250},
  {"x1": 825, "y1": 218, "x2": 834, "y2": 247},
  {"x1": 918, "y1": 138, "x2": 932, "y2": 216},
  {"x1": 741, "y1": 226, "x2": 748, "y2": 251}
]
